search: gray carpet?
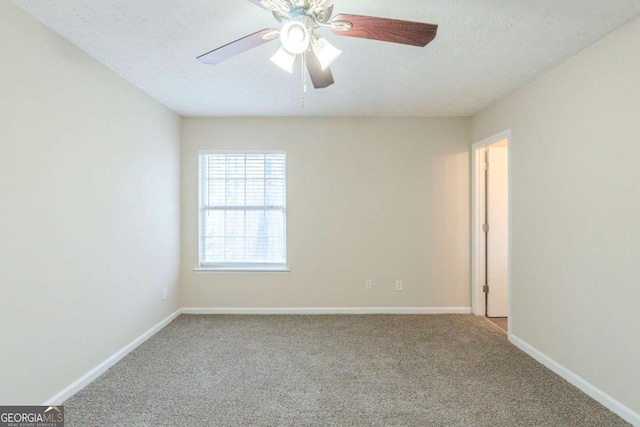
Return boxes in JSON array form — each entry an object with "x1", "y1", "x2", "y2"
[{"x1": 64, "y1": 315, "x2": 629, "y2": 426}]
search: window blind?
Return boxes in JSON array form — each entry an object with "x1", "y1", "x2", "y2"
[{"x1": 199, "y1": 151, "x2": 286, "y2": 268}]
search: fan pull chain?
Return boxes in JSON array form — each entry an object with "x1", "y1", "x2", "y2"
[{"x1": 301, "y1": 53, "x2": 307, "y2": 109}]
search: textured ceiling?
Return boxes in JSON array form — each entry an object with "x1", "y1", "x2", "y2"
[{"x1": 10, "y1": 0, "x2": 640, "y2": 117}]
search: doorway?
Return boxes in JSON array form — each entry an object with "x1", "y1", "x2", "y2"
[{"x1": 472, "y1": 131, "x2": 510, "y2": 333}]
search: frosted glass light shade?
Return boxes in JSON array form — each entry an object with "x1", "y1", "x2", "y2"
[
  {"x1": 312, "y1": 37, "x2": 341, "y2": 70},
  {"x1": 280, "y1": 21, "x2": 310, "y2": 55},
  {"x1": 270, "y1": 47, "x2": 296, "y2": 73}
]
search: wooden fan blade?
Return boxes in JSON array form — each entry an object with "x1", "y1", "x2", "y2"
[
  {"x1": 331, "y1": 14, "x2": 438, "y2": 47},
  {"x1": 197, "y1": 29, "x2": 279, "y2": 65},
  {"x1": 304, "y1": 50, "x2": 334, "y2": 89}
]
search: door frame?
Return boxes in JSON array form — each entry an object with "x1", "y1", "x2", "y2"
[{"x1": 471, "y1": 130, "x2": 512, "y2": 333}]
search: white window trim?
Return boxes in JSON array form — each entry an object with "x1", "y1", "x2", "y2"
[
  {"x1": 193, "y1": 267, "x2": 291, "y2": 274},
  {"x1": 197, "y1": 149, "x2": 289, "y2": 272}
]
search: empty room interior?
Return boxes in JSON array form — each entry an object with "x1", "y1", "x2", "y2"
[{"x1": 1, "y1": 0, "x2": 639, "y2": 425}]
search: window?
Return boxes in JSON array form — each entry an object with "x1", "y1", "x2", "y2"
[{"x1": 198, "y1": 150, "x2": 287, "y2": 271}]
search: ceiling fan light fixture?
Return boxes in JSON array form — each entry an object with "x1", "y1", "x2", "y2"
[
  {"x1": 280, "y1": 21, "x2": 311, "y2": 54},
  {"x1": 198, "y1": 1, "x2": 439, "y2": 91},
  {"x1": 270, "y1": 46, "x2": 297, "y2": 73},
  {"x1": 312, "y1": 36, "x2": 341, "y2": 70}
]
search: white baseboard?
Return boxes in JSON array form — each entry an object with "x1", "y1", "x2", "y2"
[
  {"x1": 43, "y1": 309, "x2": 181, "y2": 405},
  {"x1": 510, "y1": 335, "x2": 640, "y2": 426},
  {"x1": 180, "y1": 307, "x2": 472, "y2": 315}
]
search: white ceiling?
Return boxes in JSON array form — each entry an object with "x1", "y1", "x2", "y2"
[{"x1": 11, "y1": 0, "x2": 640, "y2": 117}]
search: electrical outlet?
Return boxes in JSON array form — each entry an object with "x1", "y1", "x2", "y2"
[
  {"x1": 365, "y1": 280, "x2": 372, "y2": 290},
  {"x1": 162, "y1": 288, "x2": 167, "y2": 301},
  {"x1": 395, "y1": 280, "x2": 403, "y2": 291}
]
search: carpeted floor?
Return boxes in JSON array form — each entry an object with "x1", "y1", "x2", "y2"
[{"x1": 64, "y1": 315, "x2": 629, "y2": 426}]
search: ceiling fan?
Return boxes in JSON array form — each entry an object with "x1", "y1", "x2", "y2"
[{"x1": 197, "y1": 0, "x2": 438, "y2": 89}]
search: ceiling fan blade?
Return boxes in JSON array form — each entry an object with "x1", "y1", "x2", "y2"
[
  {"x1": 304, "y1": 50, "x2": 334, "y2": 89},
  {"x1": 331, "y1": 14, "x2": 438, "y2": 47},
  {"x1": 197, "y1": 29, "x2": 279, "y2": 65}
]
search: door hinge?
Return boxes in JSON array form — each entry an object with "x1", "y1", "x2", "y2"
[
  {"x1": 483, "y1": 285, "x2": 489, "y2": 294},
  {"x1": 483, "y1": 223, "x2": 489, "y2": 233},
  {"x1": 484, "y1": 161, "x2": 489, "y2": 171}
]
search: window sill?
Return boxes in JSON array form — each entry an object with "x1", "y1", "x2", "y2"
[{"x1": 194, "y1": 267, "x2": 291, "y2": 274}]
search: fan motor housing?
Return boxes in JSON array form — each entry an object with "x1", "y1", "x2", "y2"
[{"x1": 272, "y1": 4, "x2": 333, "y2": 24}]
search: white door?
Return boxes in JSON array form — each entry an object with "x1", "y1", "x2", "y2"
[{"x1": 486, "y1": 146, "x2": 509, "y2": 317}]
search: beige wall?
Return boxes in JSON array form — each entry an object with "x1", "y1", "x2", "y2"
[
  {"x1": 473, "y1": 17, "x2": 640, "y2": 415},
  {"x1": 0, "y1": 2, "x2": 181, "y2": 404},
  {"x1": 181, "y1": 118, "x2": 471, "y2": 309}
]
